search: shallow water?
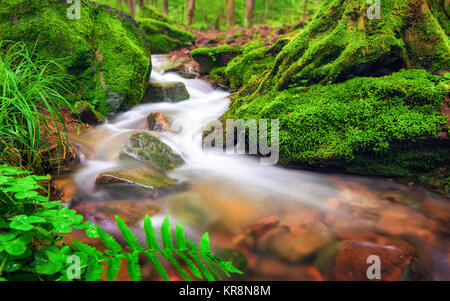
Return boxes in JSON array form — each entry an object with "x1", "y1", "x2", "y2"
[{"x1": 65, "y1": 55, "x2": 450, "y2": 281}]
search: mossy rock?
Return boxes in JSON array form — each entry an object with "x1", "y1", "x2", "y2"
[
  {"x1": 137, "y1": 18, "x2": 195, "y2": 54},
  {"x1": 191, "y1": 45, "x2": 243, "y2": 75},
  {"x1": 138, "y1": 6, "x2": 173, "y2": 24},
  {"x1": 143, "y1": 82, "x2": 190, "y2": 103},
  {"x1": 119, "y1": 132, "x2": 184, "y2": 171},
  {"x1": 95, "y1": 167, "x2": 176, "y2": 191},
  {"x1": 0, "y1": 0, "x2": 151, "y2": 115},
  {"x1": 225, "y1": 69, "x2": 449, "y2": 191},
  {"x1": 257, "y1": 0, "x2": 450, "y2": 91}
]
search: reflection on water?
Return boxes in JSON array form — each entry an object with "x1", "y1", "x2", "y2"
[{"x1": 64, "y1": 55, "x2": 450, "y2": 281}]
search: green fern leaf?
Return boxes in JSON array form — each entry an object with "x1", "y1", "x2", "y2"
[
  {"x1": 97, "y1": 226, "x2": 122, "y2": 253},
  {"x1": 144, "y1": 251, "x2": 170, "y2": 281},
  {"x1": 72, "y1": 240, "x2": 102, "y2": 258},
  {"x1": 105, "y1": 256, "x2": 123, "y2": 281},
  {"x1": 200, "y1": 233, "x2": 211, "y2": 253},
  {"x1": 187, "y1": 250, "x2": 215, "y2": 281},
  {"x1": 125, "y1": 253, "x2": 142, "y2": 281},
  {"x1": 143, "y1": 215, "x2": 159, "y2": 250},
  {"x1": 116, "y1": 216, "x2": 144, "y2": 252},
  {"x1": 161, "y1": 217, "x2": 174, "y2": 249},
  {"x1": 175, "y1": 221, "x2": 186, "y2": 250},
  {"x1": 175, "y1": 250, "x2": 203, "y2": 279},
  {"x1": 85, "y1": 258, "x2": 104, "y2": 281},
  {"x1": 200, "y1": 253, "x2": 223, "y2": 280},
  {"x1": 209, "y1": 254, "x2": 244, "y2": 275},
  {"x1": 161, "y1": 250, "x2": 192, "y2": 281}
]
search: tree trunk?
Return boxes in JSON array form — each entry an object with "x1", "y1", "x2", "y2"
[
  {"x1": 302, "y1": 0, "x2": 308, "y2": 21},
  {"x1": 228, "y1": 0, "x2": 235, "y2": 26},
  {"x1": 139, "y1": 0, "x2": 145, "y2": 9},
  {"x1": 244, "y1": 0, "x2": 255, "y2": 28},
  {"x1": 129, "y1": 0, "x2": 136, "y2": 18},
  {"x1": 187, "y1": 0, "x2": 196, "y2": 26},
  {"x1": 163, "y1": 0, "x2": 169, "y2": 15}
]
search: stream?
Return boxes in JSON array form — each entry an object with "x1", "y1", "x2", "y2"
[{"x1": 64, "y1": 55, "x2": 450, "y2": 281}]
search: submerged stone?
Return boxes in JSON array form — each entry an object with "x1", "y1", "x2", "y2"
[
  {"x1": 147, "y1": 112, "x2": 170, "y2": 132},
  {"x1": 119, "y1": 132, "x2": 184, "y2": 171},
  {"x1": 143, "y1": 82, "x2": 190, "y2": 103}
]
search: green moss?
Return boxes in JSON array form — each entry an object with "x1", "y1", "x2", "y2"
[
  {"x1": 255, "y1": 0, "x2": 449, "y2": 92},
  {"x1": 0, "y1": 0, "x2": 151, "y2": 115},
  {"x1": 192, "y1": 38, "x2": 291, "y2": 90},
  {"x1": 137, "y1": 18, "x2": 195, "y2": 54},
  {"x1": 226, "y1": 69, "x2": 448, "y2": 169},
  {"x1": 138, "y1": 6, "x2": 173, "y2": 24}
]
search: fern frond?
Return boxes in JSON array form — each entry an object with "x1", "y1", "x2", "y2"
[
  {"x1": 144, "y1": 251, "x2": 169, "y2": 281},
  {"x1": 105, "y1": 256, "x2": 123, "y2": 281},
  {"x1": 161, "y1": 250, "x2": 192, "y2": 281},
  {"x1": 116, "y1": 216, "x2": 144, "y2": 252},
  {"x1": 125, "y1": 253, "x2": 142, "y2": 281},
  {"x1": 143, "y1": 214, "x2": 159, "y2": 250},
  {"x1": 200, "y1": 232, "x2": 211, "y2": 253},
  {"x1": 161, "y1": 217, "x2": 174, "y2": 249},
  {"x1": 97, "y1": 226, "x2": 122, "y2": 254},
  {"x1": 85, "y1": 258, "x2": 104, "y2": 281},
  {"x1": 175, "y1": 221, "x2": 186, "y2": 250},
  {"x1": 187, "y1": 250, "x2": 216, "y2": 281},
  {"x1": 72, "y1": 240, "x2": 102, "y2": 258},
  {"x1": 175, "y1": 250, "x2": 203, "y2": 279}
]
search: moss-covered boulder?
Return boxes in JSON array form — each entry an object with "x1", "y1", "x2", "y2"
[
  {"x1": 258, "y1": 0, "x2": 449, "y2": 91},
  {"x1": 0, "y1": 0, "x2": 151, "y2": 115},
  {"x1": 191, "y1": 45, "x2": 243, "y2": 75},
  {"x1": 195, "y1": 38, "x2": 291, "y2": 91},
  {"x1": 143, "y1": 82, "x2": 190, "y2": 103},
  {"x1": 119, "y1": 132, "x2": 184, "y2": 171},
  {"x1": 137, "y1": 17, "x2": 195, "y2": 54},
  {"x1": 138, "y1": 6, "x2": 173, "y2": 24}
]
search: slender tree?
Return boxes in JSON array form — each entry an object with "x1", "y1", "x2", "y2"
[
  {"x1": 244, "y1": 0, "x2": 255, "y2": 28},
  {"x1": 164, "y1": 0, "x2": 169, "y2": 15},
  {"x1": 228, "y1": 0, "x2": 235, "y2": 26},
  {"x1": 139, "y1": 0, "x2": 145, "y2": 9},
  {"x1": 129, "y1": 0, "x2": 136, "y2": 18},
  {"x1": 187, "y1": 0, "x2": 196, "y2": 26}
]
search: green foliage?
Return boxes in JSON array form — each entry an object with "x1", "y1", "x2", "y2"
[
  {"x1": 0, "y1": 164, "x2": 242, "y2": 281},
  {"x1": 0, "y1": 41, "x2": 76, "y2": 172},
  {"x1": 226, "y1": 69, "x2": 448, "y2": 167}
]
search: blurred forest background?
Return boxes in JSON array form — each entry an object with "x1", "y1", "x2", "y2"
[{"x1": 100, "y1": 0, "x2": 323, "y2": 30}]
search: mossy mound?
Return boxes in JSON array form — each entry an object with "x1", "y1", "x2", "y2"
[
  {"x1": 225, "y1": 69, "x2": 449, "y2": 191},
  {"x1": 194, "y1": 38, "x2": 292, "y2": 91},
  {"x1": 256, "y1": 0, "x2": 449, "y2": 91},
  {"x1": 0, "y1": 0, "x2": 151, "y2": 115},
  {"x1": 137, "y1": 18, "x2": 195, "y2": 54},
  {"x1": 138, "y1": 6, "x2": 173, "y2": 24}
]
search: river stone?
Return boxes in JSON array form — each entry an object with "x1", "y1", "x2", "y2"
[
  {"x1": 330, "y1": 241, "x2": 415, "y2": 281},
  {"x1": 143, "y1": 82, "x2": 190, "y2": 103},
  {"x1": 105, "y1": 91, "x2": 124, "y2": 112},
  {"x1": 256, "y1": 222, "x2": 334, "y2": 263},
  {"x1": 119, "y1": 132, "x2": 184, "y2": 171},
  {"x1": 95, "y1": 167, "x2": 176, "y2": 191},
  {"x1": 147, "y1": 112, "x2": 170, "y2": 132}
]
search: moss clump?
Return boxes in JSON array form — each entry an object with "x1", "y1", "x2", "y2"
[
  {"x1": 138, "y1": 5, "x2": 173, "y2": 24},
  {"x1": 226, "y1": 69, "x2": 448, "y2": 170},
  {"x1": 0, "y1": 0, "x2": 151, "y2": 115},
  {"x1": 255, "y1": 0, "x2": 449, "y2": 91},
  {"x1": 137, "y1": 18, "x2": 195, "y2": 54},
  {"x1": 191, "y1": 45, "x2": 243, "y2": 74}
]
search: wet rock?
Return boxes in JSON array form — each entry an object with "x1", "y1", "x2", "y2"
[
  {"x1": 72, "y1": 199, "x2": 161, "y2": 226},
  {"x1": 95, "y1": 167, "x2": 176, "y2": 192},
  {"x1": 191, "y1": 45, "x2": 242, "y2": 75},
  {"x1": 143, "y1": 82, "x2": 190, "y2": 103},
  {"x1": 164, "y1": 192, "x2": 220, "y2": 229},
  {"x1": 255, "y1": 260, "x2": 323, "y2": 281},
  {"x1": 119, "y1": 132, "x2": 184, "y2": 171},
  {"x1": 331, "y1": 241, "x2": 415, "y2": 281},
  {"x1": 105, "y1": 91, "x2": 124, "y2": 112},
  {"x1": 256, "y1": 222, "x2": 334, "y2": 263},
  {"x1": 147, "y1": 112, "x2": 170, "y2": 132}
]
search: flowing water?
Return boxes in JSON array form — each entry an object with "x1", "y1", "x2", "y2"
[{"x1": 65, "y1": 55, "x2": 450, "y2": 281}]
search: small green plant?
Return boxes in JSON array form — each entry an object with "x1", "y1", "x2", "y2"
[
  {"x1": 0, "y1": 164, "x2": 242, "y2": 281},
  {"x1": 0, "y1": 41, "x2": 76, "y2": 172}
]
